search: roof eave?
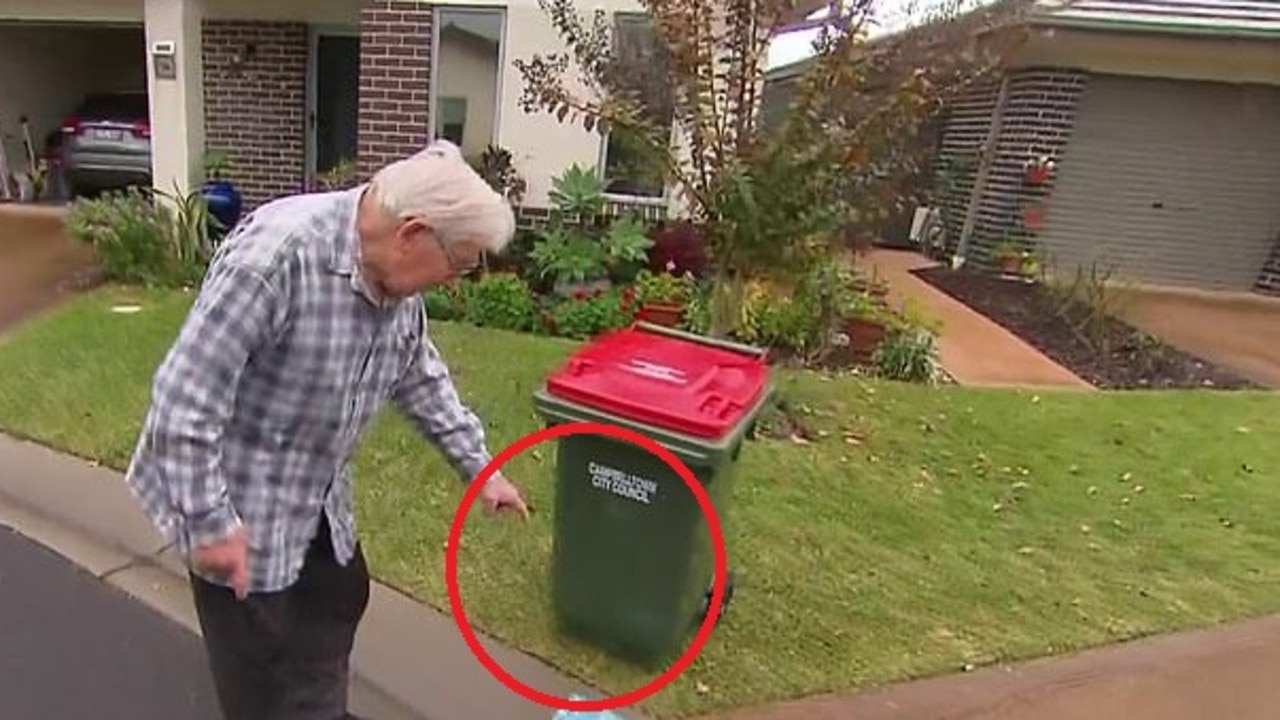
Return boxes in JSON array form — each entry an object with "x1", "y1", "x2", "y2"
[{"x1": 1028, "y1": 13, "x2": 1280, "y2": 40}]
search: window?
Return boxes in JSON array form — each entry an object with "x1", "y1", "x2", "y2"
[
  {"x1": 432, "y1": 8, "x2": 503, "y2": 160},
  {"x1": 601, "y1": 13, "x2": 673, "y2": 199},
  {"x1": 437, "y1": 97, "x2": 468, "y2": 147}
]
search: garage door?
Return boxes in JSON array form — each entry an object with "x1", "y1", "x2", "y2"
[{"x1": 1039, "y1": 74, "x2": 1280, "y2": 291}]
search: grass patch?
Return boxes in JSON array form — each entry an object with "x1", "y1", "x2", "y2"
[{"x1": 1, "y1": 286, "x2": 1279, "y2": 718}]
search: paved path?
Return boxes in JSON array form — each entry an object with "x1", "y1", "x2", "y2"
[
  {"x1": 863, "y1": 249, "x2": 1091, "y2": 389},
  {"x1": 1117, "y1": 285, "x2": 1280, "y2": 388},
  {"x1": 0, "y1": 204, "x2": 97, "y2": 334},
  {"x1": 0, "y1": 523, "x2": 222, "y2": 720},
  {"x1": 699, "y1": 614, "x2": 1280, "y2": 720}
]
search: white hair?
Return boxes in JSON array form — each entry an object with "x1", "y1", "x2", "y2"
[{"x1": 368, "y1": 140, "x2": 516, "y2": 253}]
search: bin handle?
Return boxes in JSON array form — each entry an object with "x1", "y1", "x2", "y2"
[{"x1": 633, "y1": 321, "x2": 769, "y2": 361}]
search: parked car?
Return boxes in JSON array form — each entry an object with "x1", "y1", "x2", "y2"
[{"x1": 60, "y1": 92, "x2": 151, "y2": 197}]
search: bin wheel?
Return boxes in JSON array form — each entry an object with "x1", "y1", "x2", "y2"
[{"x1": 699, "y1": 571, "x2": 736, "y2": 626}]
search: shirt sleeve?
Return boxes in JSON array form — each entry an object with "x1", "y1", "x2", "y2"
[
  {"x1": 145, "y1": 259, "x2": 284, "y2": 549},
  {"x1": 391, "y1": 311, "x2": 494, "y2": 483}
]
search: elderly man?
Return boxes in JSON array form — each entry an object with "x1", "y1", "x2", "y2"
[{"x1": 124, "y1": 141, "x2": 529, "y2": 720}]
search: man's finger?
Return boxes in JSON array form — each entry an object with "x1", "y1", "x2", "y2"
[
  {"x1": 504, "y1": 496, "x2": 530, "y2": 521},
  {"x1": 230, "y1": 561, "x2": 249, "y2": 601}
]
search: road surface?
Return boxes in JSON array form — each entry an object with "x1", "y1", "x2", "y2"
[{"x1": 0, "y1": 523, "x2": 223, "y2": 720}]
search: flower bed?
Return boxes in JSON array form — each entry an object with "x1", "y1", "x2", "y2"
[{"x1": 432, "y1": 164, "x2": 944, "y2": 384}]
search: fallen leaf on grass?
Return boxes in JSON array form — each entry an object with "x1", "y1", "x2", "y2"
[{"x1": 696, "y1": 681, "x2": 711, "y2": 694}]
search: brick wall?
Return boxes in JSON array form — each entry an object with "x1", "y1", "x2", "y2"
[
  {"x1": 358, "y1": 0, "x2": 432, "y2": 179},
  {"x1": 203, "y1": 20, "x2": 307, "y2": 206},
  {"x1": 967, "y1": 68, "x2": 1089, "y2": 266},
  {"x1": 933, "y1": 77, "x2": 1003, "y2": 251},
  {"x1": 1254, "y1": 234, "x2": 1280, "y2": 296}
]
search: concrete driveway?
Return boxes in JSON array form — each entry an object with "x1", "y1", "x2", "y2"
[
  {"x1": 1117, "y1": 287, "x2": 1280, "y2": 388},
  {"x1": 0, "y1": 204, "x2": 98, "y2": 333}
]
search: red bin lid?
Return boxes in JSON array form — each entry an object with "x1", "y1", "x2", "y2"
[{"x1": 544, "y1": 326, "x2": 770, "y2": 439}]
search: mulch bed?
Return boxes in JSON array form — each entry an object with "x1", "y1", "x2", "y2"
[{"x1": 913, "y1": 267, "x2": 1260, "y2": 390}]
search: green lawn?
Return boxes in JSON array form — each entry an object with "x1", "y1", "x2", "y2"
[{"x1": 2, "y1": 286, "x2": 1279, "y2": 718}]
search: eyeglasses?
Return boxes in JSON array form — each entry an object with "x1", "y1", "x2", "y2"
[{"x1": 435, "y1": 235, "x2": 481, "y2": 276}]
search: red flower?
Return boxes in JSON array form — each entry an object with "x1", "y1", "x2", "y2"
[
  {"x1": 574, "y1": 289, "x2": 587, "y2": 300},
  {"x1": 593, "y1": 287, "x2": 605, "y2": 298}
]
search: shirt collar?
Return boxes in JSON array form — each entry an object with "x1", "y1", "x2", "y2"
[
  {"x1": 328, "y1": 184, "x2": 367, "y2": 277},
  {"x1": 328, "y1": 184, "x2": 386, "y2": 308}
]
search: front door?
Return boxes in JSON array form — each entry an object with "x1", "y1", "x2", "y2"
[{"x1": 307, "y1": 31, "x2": 359, "y2": 186}]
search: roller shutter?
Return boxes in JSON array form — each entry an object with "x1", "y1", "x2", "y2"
[{"x1": 1039, "y1": 73, "x2": 1280, "y2": 291}]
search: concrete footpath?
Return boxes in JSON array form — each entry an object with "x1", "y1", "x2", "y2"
[
  {"x1": 863, "y1": 249, "x2": 1092, "y2": 390},
  {"x1": 0, "y1": 432, "x2": 604, "y2": 720},
  {"x1": 703, "y1": 613, "x2": 1280, "y2": 720}
]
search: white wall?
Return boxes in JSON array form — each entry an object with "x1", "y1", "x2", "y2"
[
  {"x1": 491, "y1": 0, "x2": 642, "y2": 206},
  {"x1": 0, "y1": 23, "x2": 146, "y2": 157}
]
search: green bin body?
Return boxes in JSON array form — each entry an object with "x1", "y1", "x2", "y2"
[{"x1": 533, "y1": 323, "x2": 772, "y2": 665}]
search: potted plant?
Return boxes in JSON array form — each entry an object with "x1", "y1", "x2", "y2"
[
  {"x1": 836, "y1": 294, "x2": 894, "y2": 363},
  {"x1": 1020, "y1": 247, "x2": 1043, "y2": 282},
  {"x1": 1021, "y1": 200, "x2": 1047, "y2": 232},
  {"x1": 633, "y1": 265, "x2": 695, "y2": 327},
  {"x1": 992, "y1": 237, "x2": 1025, "y2": 276},
  {"x1": 201, "y1": 149, "x2": 242, "y2": 235},
  {"x1": 1023, "y1": 154, "x2": 1056, "y2": 187}
]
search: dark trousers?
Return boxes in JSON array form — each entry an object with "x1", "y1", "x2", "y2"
[{"x1": 190, "y1": 516, "x2": 371, "y2": 720}]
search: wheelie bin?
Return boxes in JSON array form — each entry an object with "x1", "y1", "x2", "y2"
[{"x1": 533, "y1": 322, "x2": 773, "y2": 666}]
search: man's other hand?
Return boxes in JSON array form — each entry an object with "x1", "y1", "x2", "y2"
[{"x1": 192, "y1": 527, "x2": 250, "y2": 600}]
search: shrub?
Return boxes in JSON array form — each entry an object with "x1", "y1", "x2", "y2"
[
  {"x1": 633, "y1": 268, "x2": 695, "y2": 306},
  {"x1": 680, "y1": 282, "x2": 713, "y2": 335},
  {"x1": 316, "y1": 159, "x2": 359, "y2": 191},
  {"x1": 530, "y1": 165, "x2": 654, "y2": 292},
  {"x1": 423, "y1": 284, "x2": 466, "y2": 321},
  {"x1": 873, "y1": 328, "x2": 942, "y2": 384},
  {"x1": 549, "y1": 289, "x2": 635, "y2": 340},
  {"x1": 66, "y1": 186, "x2": 213, "y2": 288},
  {"x1": 460, "y1": 273, "x2": 539, "y2": 333},
  {"x1": 647, "y1": 220, "x2": 709, "y2": 277}
]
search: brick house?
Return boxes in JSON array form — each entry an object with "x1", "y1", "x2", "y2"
[
  {"x1": 765, "y1": 0, "x2": 1280, "y2": 296},
  {"x1": 0, "y1": 0, "x2": 682, "y2": 222}
]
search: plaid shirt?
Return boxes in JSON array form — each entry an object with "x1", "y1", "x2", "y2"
[{"x1": 125, "y1": 186, "x2": 493, "y2": 593}]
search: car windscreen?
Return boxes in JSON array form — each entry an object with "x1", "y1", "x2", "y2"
[{"x1": 76, "y1": 94, "x2": 150, "y2": 121}]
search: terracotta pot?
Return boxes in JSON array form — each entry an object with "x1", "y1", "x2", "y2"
[
  {"x1": 842, "y1": 316, "x2": 888, "y2": 362},
  {"x1": 1021, "y1": 202, "x2": 1047, "y2": 231},
  {"x1": 638, "y1": 302, "x2": 685, "y2": 327},
  {"x1": 998, "y1": 253, "x2": 1023, "y2": 275}
]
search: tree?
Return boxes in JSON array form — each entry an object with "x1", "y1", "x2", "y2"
[{"x1": 517, "y1": 0, "x2": 1032, "y2": 336}]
